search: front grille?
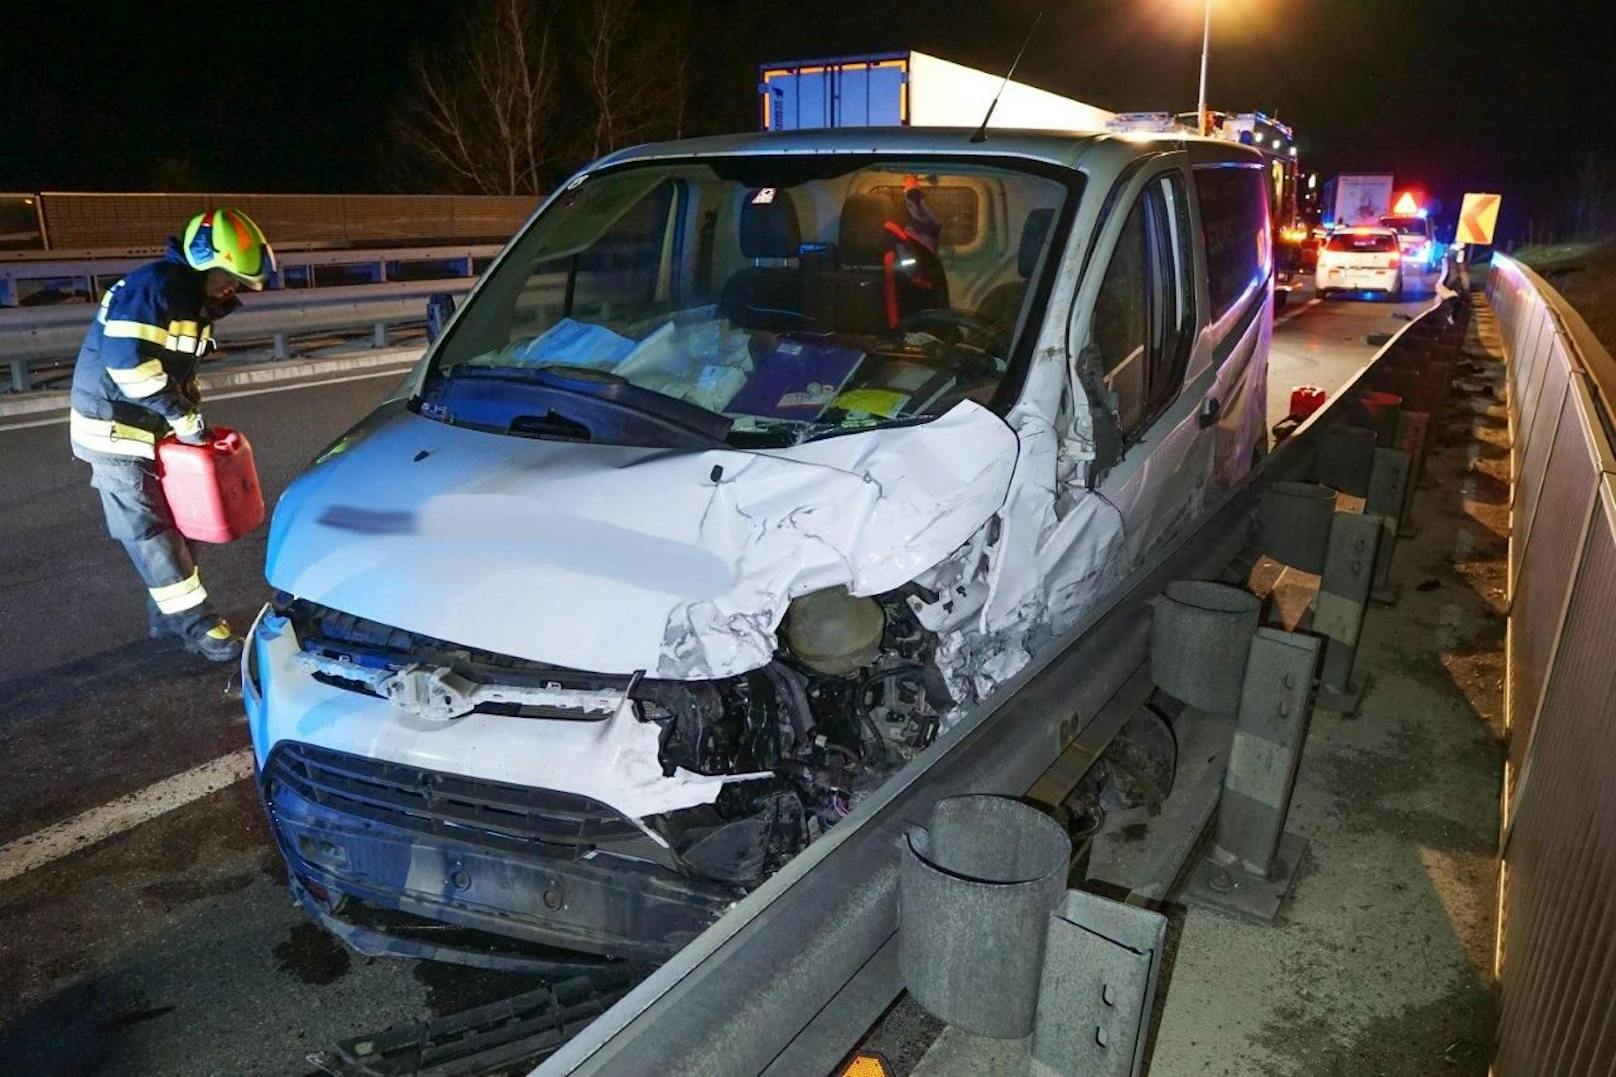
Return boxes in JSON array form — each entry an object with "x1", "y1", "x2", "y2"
[
  {"x1": 282, "y1": 598, "x2": 637, "y2": 702},
  {"x1": 266, "y1": 742, "x2": 644, "y2": 855}
]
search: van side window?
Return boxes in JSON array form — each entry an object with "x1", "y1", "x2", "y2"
[
  {"x1": 1194, "y1": 166, "x2": 1271, "y2": 320},
  {"x1": 1093, "y1": 201, "x2": 1149, "y2": 432},
  {"x1": 531, "y1": 181, "x2": 678, "y2": 327},
  {"x1": 1090, "y1": 175, "x2": 1197, "y2": 437}
]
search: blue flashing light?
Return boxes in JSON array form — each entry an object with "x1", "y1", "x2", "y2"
[{"x1": 1416, "y1": 208, "x2": 1428, "y2": 218}]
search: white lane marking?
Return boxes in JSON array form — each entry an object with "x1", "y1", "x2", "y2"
[
  {"x1": 1274, "y1": 298, "x2": 1322, "y2": 327},
  {"x1": 0, "y1": 748, "x2": 253, "y2": 883},
  {"x1": 0, "y1": 365, "x2": 414, "y2": 433}
]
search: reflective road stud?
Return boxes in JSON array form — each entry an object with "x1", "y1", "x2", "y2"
[
  {"x1": 1314, "y1": 511, "x2": 1381, "y2": 715},
  {"x1": 1185, "y1": 627, "x2": 1323, "y2": 922}
]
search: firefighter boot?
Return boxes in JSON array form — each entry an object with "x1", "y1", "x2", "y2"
[{"x1": 182, "y1": 617, "x2": 243, "y2": 663}]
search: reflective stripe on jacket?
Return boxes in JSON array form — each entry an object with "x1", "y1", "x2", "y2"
[
  {"x1": 70, "y1": 237, "x2": 215, "y2": 454},
  {"x1": 68, "y1": 410, "x2": 160, "y2": 458}
]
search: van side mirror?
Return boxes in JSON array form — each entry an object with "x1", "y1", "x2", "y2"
[{"x1": 425, "y1": 293, "x2": 456, "y2": 344}]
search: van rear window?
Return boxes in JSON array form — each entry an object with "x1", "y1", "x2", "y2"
[
  {"x1": 1379, "y1": 217, "x2": 1427, "y2": 237},
  {"x1": 1326, "y1": 233, "x2": 1398, "y2": 252},
  {"x1": 869, "y1": 184, "x2": 980, "y2": 247},
  {"x1": 1194, "y1": 166, "x2": 1271, "y2": 320}
]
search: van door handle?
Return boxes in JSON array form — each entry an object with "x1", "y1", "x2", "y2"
[{"x1": 1198, "y1": 396, "x2": 1222, "y2": 428}]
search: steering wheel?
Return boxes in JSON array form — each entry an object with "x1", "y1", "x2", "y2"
[{"x1": 895, "y1": 308, "x2": 999, "y2": 347}]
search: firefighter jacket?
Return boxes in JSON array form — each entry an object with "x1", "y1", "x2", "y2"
[{"x1": 69, "y1": 238, "x2": 219, "y2": 459}]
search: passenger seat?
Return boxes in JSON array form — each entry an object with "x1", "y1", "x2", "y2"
[
  {"x1": 976, "y1": 207, "x2": 1055, "y2": 343},
  {"x1": 720, "y1": 190, "x2": 805, "y2": 329}
]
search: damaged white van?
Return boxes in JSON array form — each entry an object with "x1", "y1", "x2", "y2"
[{"x1": 245, "y1": 128, "x2": 1272, "y2": 967}]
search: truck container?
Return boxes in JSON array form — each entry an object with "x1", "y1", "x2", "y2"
[
  {"x1": 1320, "y1": 173, "x2": 1395, "y2": 228},
  {"x1": 758, "y1": 51, "x2": 1114, "y2": 133}
]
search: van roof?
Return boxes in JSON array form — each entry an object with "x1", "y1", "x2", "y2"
[{"x1": 596, "y1": 126, "x2": 1262, "y2": 174}]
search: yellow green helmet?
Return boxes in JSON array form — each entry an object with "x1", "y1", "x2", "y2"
[{"x1": 182, "y1": 208, "x2": 276, "y2": 289}]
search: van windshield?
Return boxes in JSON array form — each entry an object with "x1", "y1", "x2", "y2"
[{"x1": 420, "y1": 156, "x2": 1076, "y2": 448}]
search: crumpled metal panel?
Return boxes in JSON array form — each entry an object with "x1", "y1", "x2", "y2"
[{"x1": 266, "y1": 399, "x2": 1018, "y2": 681}]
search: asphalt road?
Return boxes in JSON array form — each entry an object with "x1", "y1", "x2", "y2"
[
  {"x1": 0, "y1": 287, "x2": 1437, "y2": 1076},
  {"x1": 1267, "y1": 273, "x2": 1441, "y2": 424}
]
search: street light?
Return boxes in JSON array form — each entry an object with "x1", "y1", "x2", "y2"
[{"x1": 1197, "y1": 0, "x2": 1212, "y2": 135}]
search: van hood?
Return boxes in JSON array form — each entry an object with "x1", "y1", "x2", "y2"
[{"x1": 266, "y1": 401, "x2": 1017, "y2": 679}]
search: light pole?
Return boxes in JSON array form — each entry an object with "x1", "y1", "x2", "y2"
[{"x1": 1197, "y1": 0, "x2": 1212, "y2": 135}]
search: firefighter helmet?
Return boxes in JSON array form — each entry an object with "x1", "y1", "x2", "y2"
[{"x1": 182, "y1": 208, "x2": 276, "y2": 289}]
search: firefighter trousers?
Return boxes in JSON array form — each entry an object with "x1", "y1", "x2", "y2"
[{"x1": 74, "y1": 445, "x2": 220, "y2": 641}]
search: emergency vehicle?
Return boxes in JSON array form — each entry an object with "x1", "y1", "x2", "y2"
[{"x1": 1108, "y1": 110, "x2": 1308, "y2": 299}]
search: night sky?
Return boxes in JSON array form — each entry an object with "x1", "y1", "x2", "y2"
[{"x1": 1, "y1": 1, "x2": 1610, "y2": 243}]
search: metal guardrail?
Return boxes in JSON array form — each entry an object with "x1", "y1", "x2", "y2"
[
  {"x1": 538, "y1": 289, "x2": 1459, "y2": 1076},
  {"x1": 0, "y1": 278, "x2": 475, "y2": 392},
  {"x1": 0, "y1": 243, "x2": 500, "y2": 305},
  {"x1": 1488, "y1": 255, "x2": 1616, "y2": 1076}
]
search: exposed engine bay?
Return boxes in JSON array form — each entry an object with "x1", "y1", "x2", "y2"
[{"x1": 279, "y1": 585, "x2": 945, "y2": 890}]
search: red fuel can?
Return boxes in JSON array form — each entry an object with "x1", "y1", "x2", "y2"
[
  {"x1": 156, "y1": 427, "x2": 266, "y2": 543},
  {"x1": 1289, "y1": 385, "x2": 1327, "y2": 420}
]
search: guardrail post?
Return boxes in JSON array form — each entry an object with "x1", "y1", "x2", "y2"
[
  {"x1": 1313, "y1": 511, "x2": 1381, "y2": 714},
  {"x1": 273, "y1": 332, "x2": 291, "y2": 361},
  {"x1": 0, "y1": 278, "x2": 16, "y2": 307},
  {"x1": 1031, "y1": 890, "x2": 1168, "y2": 1077},
  {"x1": 1259, "y1": 481, "x2": 1336, "y2": 574},
  {"x1": 9, "y1": 357, "x2": 30, "y2": 393},
  {"x1": 1148, "y1": 581, "x2": 1261, "y2": 714},
  {"x1": 1365, "y1": 447, "x2": 1412, "y2": 605},
  {"x1": 1312, "y1": 424, "x2": 1378, "y2": 497},
  {"x1": 1184, "y1": 627, "x2": 1323, "y2": 921},
  {"x1": 372, "y1": 323, "x2": 389, "y2": 348},
  {"x1": 1395, "y1": 411, "x2": 1430, "y2": 537}
]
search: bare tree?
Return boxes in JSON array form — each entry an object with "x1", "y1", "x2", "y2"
[
  {"x1": 581, "y1": 0, "x2": 692, "y2": 157},
  {"x1": 1572, "y1": 147, "x2": 1613, "y2": 240},
  {"x1": 396, "y1": 0, "x2": 560, "y2": 195}
]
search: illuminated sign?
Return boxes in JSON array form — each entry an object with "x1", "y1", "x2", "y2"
[{"x1": 1455, "y1": 193, "x2": 1502, "y2": 245}]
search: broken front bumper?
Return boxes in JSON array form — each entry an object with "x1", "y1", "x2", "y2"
[{"x1": 261, "y1": 741, "x2": 738, "y2": 966}]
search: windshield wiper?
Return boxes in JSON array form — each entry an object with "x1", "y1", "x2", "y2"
[{"x1": 438, "y1": 362, "x2": 734, "y2": 448}]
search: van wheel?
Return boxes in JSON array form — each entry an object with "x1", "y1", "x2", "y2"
[{"x1": 1389, "y1": 276, "x2": 1403, "y2": 301}]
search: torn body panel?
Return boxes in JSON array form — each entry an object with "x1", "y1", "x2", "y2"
[{"x1": 266, "y1": 399, "x2": 1016, "y2": 682}]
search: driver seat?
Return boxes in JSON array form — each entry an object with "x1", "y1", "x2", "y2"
[{"x1": 803, "y1": 193, "x2": 950, "y2": 334}]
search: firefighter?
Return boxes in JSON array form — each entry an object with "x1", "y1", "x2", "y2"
[{"x1": 69, "y1": 208, "x2": 275, "y2": 662}]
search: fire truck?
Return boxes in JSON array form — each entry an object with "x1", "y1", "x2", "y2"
[{"x1": 1107, "y1": 110, "x2": 1310, "y2": 301}]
